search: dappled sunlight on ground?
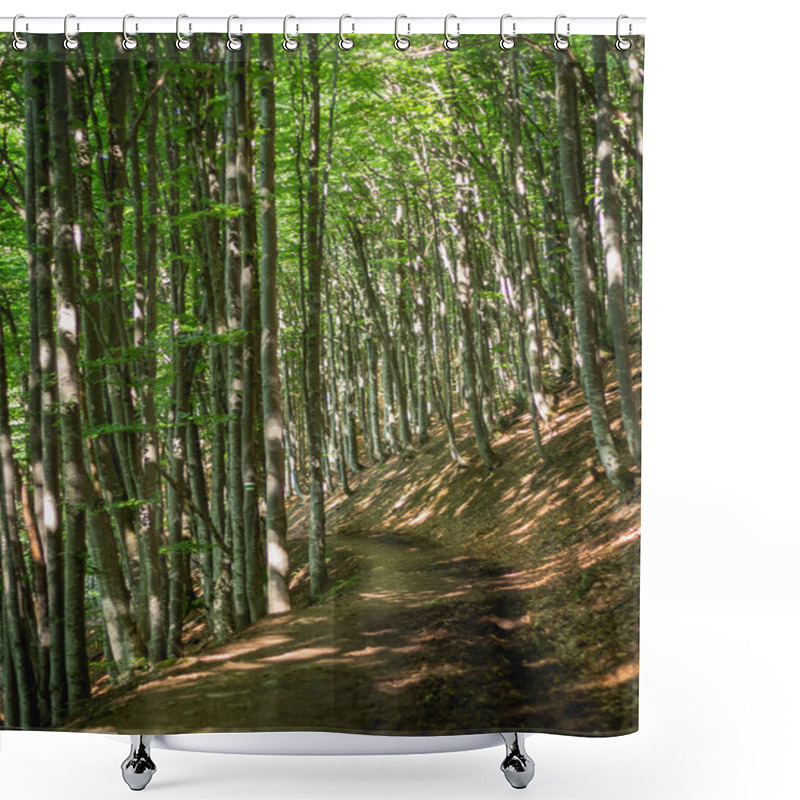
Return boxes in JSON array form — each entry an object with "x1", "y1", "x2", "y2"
[
  {"x1": 566, "y1": 662, "x2": 639, "y2": 691},
  {"x1": 70, "y1": 362, "x2": 639, "y2": 736},
  {"x1": 262, "y1": 647, "x2": 341, "y2": 663}
]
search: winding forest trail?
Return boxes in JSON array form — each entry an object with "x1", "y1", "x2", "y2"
[
  {"x1": 68, "y1": 390, "x2": 641, "y2": 737},
  {"x1": 69, "y1": 528, "x2": 612, "y2": 735}
]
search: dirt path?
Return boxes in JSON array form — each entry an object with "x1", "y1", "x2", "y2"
[{"x1": 71, "y1": 530, "x2": 616, "y2": 735}]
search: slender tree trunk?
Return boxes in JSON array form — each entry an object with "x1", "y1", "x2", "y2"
[
  {"x1": 186, "y1": 420, "x2": 213, "y2": 616},
  {"x1": 15, "y1": 463, "x2": 49, "y2": 723},
  {"x1": 195, "y1": 67, "x2": 232, "y2": 642},
  {"x1": 72, "y1": 54, "x2": 144, "y2": 659},
  {"x1": 410, "y1": 260, "x2": 430, "y2": 446},
  {"x1": 325, "y1": 269, "x2": 351, "y2": 495},
  {"x1": 103, "y1": 55, "x2": 140, "y2": 580},
  {"x1": 50, "y1": 37, "x2": 139, "y2": 686},
  {"x1": 128, "y1": 65, "x2": 151, "y2": 651},
  {"x1": 24, "y1": 48, "x2": 56, "y2": 725},
  {"x1": 365, "y1": 336, "x2": 387, "y2": 462},
  {"x1": 224, "y1": 49, "x2": 250, "y2": 630},
  {"x1": 593, "y1": 37, "x2": 641, "y2": 467},
  {"x1": 48, "y1": 40, "x2": 93, "y2": 712},
  {"x1": 0, "y1": 571, "x2": 21, "y2": 727},
  {"x1": 283, "y1": 363, "x2": 306, "y2": 500},
  {"x1": 343, "y1": 322, "x2": 363, "y2": 471},
  {"x1": 0, "y1": 316, "x2": 40, "y2": 728},
  {"x1": 163, "y1": 126, "x2": 191, "y2": 658},
  {"x1": 432, "y1": 240, "x2": 466, "y2": 466},
  {"x1": 556, "y1": 52, "x2": 632, "y2": 491},
  {"x1": 140, "y1": 39, "x2": 166, "y2": 663},
  {"x1": 305, "y1": 34, "x2": 328, "y2": 599},
  {"x1": 381, "y1": 345, "x2": 398, "y2": 454},
  {"x1": 449, "y1": 168, "x2": 501, "y2": 469},
  {"x1": 350, "y1": 224, "x2": 413, "y2": 455},
  {"x1": 234, "y1": 41, "x2": 266, "y2": 622},
  {"x1": 259, "y1": 34, "x2": 291, "y2": 614}
]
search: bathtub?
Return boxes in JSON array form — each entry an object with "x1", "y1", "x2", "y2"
[{"x1": 116, "y1": 731, "x2": 535, "y2": 791}]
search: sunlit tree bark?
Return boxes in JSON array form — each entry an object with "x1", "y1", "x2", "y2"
[
  {"x1": 233, "y1": 41, "x2": 266, "y2": 621},
  {"x1": 224, "y1": 48, "x2": 250, "y2": 630},
  {"x1": 556, "y1": 51, "x2": 632, "y2": 492},
  {"x1": 50, "y1": 37, "x2": 140, "y2": 684},
  {"x1": 593, "y1": 37, "x2": 641, "y2": 467}
]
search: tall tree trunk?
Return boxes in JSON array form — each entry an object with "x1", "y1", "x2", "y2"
[
  {"x1": 128, "y1": 65, "x2": 151, "y2": 651},
  {"x1": 233, "y1": 41, "x2": 266, "y2": 622},
  {"x1": 24, "y1": 48, "x2": 56, "y2": 725},
  {"x1": 48, "y1": 40, "x2": 92, "y2": 713},
  {"x1": 164, "y1": 125, "x2": 190, "y2": 659},
  {"x1": 50, "y1": 37, "x2": 140, "y2": 685},
  {"x1": 72, "y1": 53, "x2": 145, "y2": 666},
  {"x1": 431, "y1": 238, "x2": 466, "y2": 466},
  {"x1": 555, "y1": 52, "x2": 632, "y2": 492},
  {"x1": 365, "y1": 336, "x2": 387, "y2": 462},
  {"x1": 140, "y1": 39, "x2": 166, "y2": 663},
  {"x1": 325, "y1": 269, "x2": 351, "y2": 495},
  {"x1": 224, "y1": 50, "x2": 250, "y2": 630},
  {"x1": 259, "y1": 34, "x2": 291, "y2": 615},
  {"x1": 410, "y1": 259, "x2": 430, "y2": 446},
  {"x1": 506, "y1": 55, "x2": 552, "y2": 425},
  {"x1": 593, "y1": 37, "x2": 641, "y2": 467},
  {"x1": 195, "y1": 63, "x2": 232, "y2": 642},
  {"x1": 343, "y1": 321, "x2": 363, "y2": 472},
  {"x1": 305, "y1": 34, "x2": 328, "y2": 599},
  {"x1": 103, "y1": 55, "x2": 140, "y2": 580},
  {"x1": 449, "y1": 168, "x2": 501, "y2": 469}
]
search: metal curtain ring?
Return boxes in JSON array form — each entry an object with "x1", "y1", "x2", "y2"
[
  {"x1": 616, "y1": 14, "x2": 632, "y2": 51},
  {"x1": 122, "y1": 14, "x2": 138, "y2": 50},
  {"x1": 64, "y1": 13, "x2": 79, "y2": 50},
  {"x1": 499, "y1": 13, "x2": 515, "y2": 50},
  {"x1": 176, "y1": 13, "x2": 191, "y2": 50},
  {"x1": 12, "y1": 14, "x2": 28, "y2": 50},
  {"x1": 443, "y1": 13, "x2": 459, "y2": 50},
  {"x1": 12, "y1": 14, "x2": 29, "y2": 51},
  {"x1": 283, "y1": 15, "x2": 299, "y2": 51},
  {"x1": 394, "y1": 14, "x2": 410, "y2": 50},
  {"x1": 227, "y1": 15, "x2": 242, "y2": 51},
  {"x1": 553, "y1": 14, "x2": 569, "y2": 50},
  {"x1": 339, "y1": 14, "x2": 354, "y2": 51}
]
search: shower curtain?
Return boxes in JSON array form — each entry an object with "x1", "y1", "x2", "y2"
[{"x1": 0, "y1": 30, "x2": 642, "y2": 737}]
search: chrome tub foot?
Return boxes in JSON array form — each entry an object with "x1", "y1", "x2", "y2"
[
  {"x1": 500, "y1": 733, "x2": 535, "y2": 789},
  {"x1": 121, "y1": 735, "x2": 157, "y2": 791}
]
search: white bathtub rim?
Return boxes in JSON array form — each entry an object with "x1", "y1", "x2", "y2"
[{"x1": 104, "y1": 731, "x2": 512, "y2": 756}]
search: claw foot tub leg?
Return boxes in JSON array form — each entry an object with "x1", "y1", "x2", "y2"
[
  {"x1": 500, "y1": 733, "x2": 535, "y2": 789},
  {"x1": 121, "y1": 735, "x2": 157, "y2": 791}
]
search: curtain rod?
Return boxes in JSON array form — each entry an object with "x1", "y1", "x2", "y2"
[{"x1": 0, "y1": 16, "x2": 646, "y2": 37}]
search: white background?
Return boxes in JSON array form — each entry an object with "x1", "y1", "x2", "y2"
[{"x1": 2, "y1": 1, "x2": 799, "y2": 798}]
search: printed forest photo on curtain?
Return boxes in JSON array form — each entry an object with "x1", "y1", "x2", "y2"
[{"x1": 0, "y1": 33, "x2": 643, "y2": 735}]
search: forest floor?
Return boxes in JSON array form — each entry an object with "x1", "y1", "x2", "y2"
[{"x1": 67, "y1": 365, "x2": 640, "y2": 736}]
